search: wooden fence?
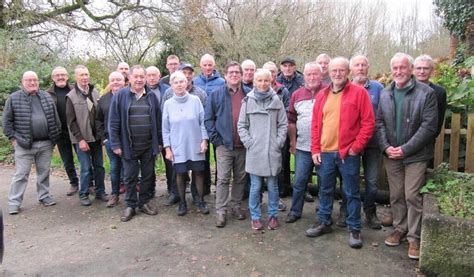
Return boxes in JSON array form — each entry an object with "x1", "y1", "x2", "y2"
[{"x1": 433, "y1": 113, "x2": 474, "y2": 173}]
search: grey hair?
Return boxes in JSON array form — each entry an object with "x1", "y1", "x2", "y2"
[
  {"x1": 328, "y1": 57, "x2": 350, "y2": 70},
  {"x1": 414, "y1": 54, "x2": 434, "y2": 68},
  {"x1": 316, "y1": 53, "x2": 331, "y2": 62},
  {"x1": 390, "y1": 53, "x2": 414, "y2": 67},
  {"x1": 200, "y1": 53, "x2": 215, "y2": 65},
  {"x1": 253, "y1": 68, "x2": 272, "y2": 81},
  {"x1": 170, "y1": 70, "x2": 187, "y2": 84},
  {"x1": 145, "y1": 66, "x2": 161, "y2": 74},
  {"x1": 349, "y1": 55, "x2": 370, "y2": 68},
  {"x1": 74, "y1": 65, "x2": 88, "y2": 75},
  {"x1": 129, "y1": 65, "x2": 146, "y2": 75},
  {"x1": 108, "y1": 71, "x2": 124, "y2": 81},
  {"x1": 241, "y1": 59, "x2": 256, "y2": 69},
  {"x1": 51, "y1": 66, "x2": 68, "y2": 77},
  {"x1": 304, "y1": 62, "x2": 323, "y2": 72},
  {"x1": 262, "y1": 61, "x2": 277, "y2": 69}
]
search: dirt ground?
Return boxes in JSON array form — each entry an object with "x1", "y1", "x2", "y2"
[{"x1": 0, "y1": 165, "x2": 419, "y2": 276}]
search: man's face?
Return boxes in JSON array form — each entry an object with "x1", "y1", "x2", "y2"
[
  {"x1": 75, "y1": 68, "x2": 90, "y2": 88},
  {"x1": 166, "y1": 58, "x2": 180, "y2": 74},
  {"x1": 22, "y1": 72, "x2": 39, "y2": 94},
  {"x1": 263, "y1": 65, "x2": 278, "y2": 84},
  {"x1": 350, "y1": 57, "x2": 369, "y2": 83},
  {"x1": 224, "y1": 65, "x2": 242, "y2": 87},
  {"x1": 108, "y1": 74, "x2": 125, "y2": 93},
  {"x1": 117, "y1": 64, "x2": 129, "y2": 74},
  {"x1": 51, "y1": 68, "x2": 69, "y2": 88},
  {"x1": 413, "y1": 60, "x2": 433, "y2": 83},
  {"x1": 146, "y1": 69, "x2": 160, "y2": 86},
  {"x1": 317, "y1": 57, "x2": 330, "y2": 75},
  {"x1": 304, "y1": 66, "x2": 322, "y2": 91},
  {"x1": 329, "y1": 61, "x2": 349, "y2": 88},
  {"x1": 200, "y1": 59, "x2": 215, "y2": 76},
  {"x1": 130, "y1": 68, "x2": 146, "y2": 92},
  {"x1": 255, "y1": 75, "x2": 271, "y2": 92},
  {"x1": 242, "y1": 65, "x2": 256, "y2": 84},
  {"x1": 280, "y1": 62, "x2": 296, "y2": 78},
  {"x1": 391, "y1": 57, "x2": 413, "y2": 88},
  {"x1": 182, "y1": 69, "x2": 194, "y2": 85}
]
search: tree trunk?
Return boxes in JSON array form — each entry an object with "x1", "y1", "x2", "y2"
[
  {"x1": 449, "y1": 34, "x2": 458, "y2": 59},
  {"x1": 466, "y1": 19, "x2": 474, "y2": 57}
]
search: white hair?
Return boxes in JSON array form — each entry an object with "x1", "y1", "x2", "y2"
[
  {"x1": 316, "y1": 53, "x2": 331, "y2": 62},
  {"x1": 108, "y1": 71, "x2": 124, "y2": 81},
  {"x1": 200, "y1": 53, "x2": 215, "y2": 65},
  {"x1": 390, "y1": 53, "x2": 414, "y2": 67},
  {"x1": 253, "y1": 68, "x2": 272, "y2": 81},
  {"x1": 349, "y1": 55, "x2": 370, "y2": 68},
  {"x1": 414, "y1": 54, "x2": 434, "y2": 68},
  {"x1": 328, "y1": 57, "x2": 350, "y2": 70},
  {"x1": 241, "y1": 59, "x2": 256, "y2": 69},
  {"x1": 304, "y1": 62, "x2": 323, "y2": 72},
  {"x1": 170, "y1": 70, "x2": 187, "y2": 83},
  {"x1": 146, "y1": 66, "x2": 161, "y2": 74}
]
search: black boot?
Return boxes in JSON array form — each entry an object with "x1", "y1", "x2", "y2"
[
  {"x1": 178, "y1": 201, "x2": 187, "y2": 216},
  {"x1": 198, "y1": 200, "x2": 210, "y2": 214}
]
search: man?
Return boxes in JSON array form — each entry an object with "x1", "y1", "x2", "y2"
[
  {"x1": 316, "y1": 53, "x2": 331, "y2": 87},
  {"x1": 307, "y1": 57, "x2": 374, "y2": 249},
  {"x1": 336, "y1": 55, "x2": 384, "y2": 229},
  {"x1": 159, "y1": 55, "x2": 180, "y2": 86},
  {"x1": 161, "y1": 63, "x2": 208, "y2": 205},
  {"x1": 3, "y1": 71, "x2": 61, "y2": 214},
  {"x1": 66, "y1": 65, "x2": 108, "y2": 206},
  {"x1": 194, "y1": 53, "x2": 225, "y2": 95},
  {"x1": 194, "y1": 53, "x2": 225, "y2": 192},
  {"x1": 262, "y1": 62, "x2": 290, "y2": 110},
  {"x1": 241, "y1": 59, "x2": 256, "y2": 90},
  {"x1": 285, "y1": 62, "x2": 323, "y2": 223},
  {"x1": 377, "y1": 53, "x2": 438, "y2": 260},
  {"x1": 96, "y1": 71, "x2": 126, "y2": 208},
  {"x1": 146, "y1": 66, "x2": 170, "y2": 106},
  {"x1": 117, "y1": 62, "x2": 130, "y2": 75},
  {"x1": 413, "y1": 54, "x2": 447, "y2": 137},
  {"x1": 205, "y1": 61, "x2": 251, "y2": 228},
  {"x1": 46, "y1": 66, "x2": 79, "y2": 196},
  {"x1": 109, "y1": 65, "x2": 162, "y2": 222},
  {"x1": 276, "y1": 57, "x2": 304, "y2": 199}
]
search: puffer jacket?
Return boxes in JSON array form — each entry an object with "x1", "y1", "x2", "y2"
[
  {"x1": 237, "y1": 90, "x2": 287, "y2": 176},
  {"x1": 2, "y1": 89, "x2": 61, "y2": 149},
  {"x1": 376, "y1": 77, "x2": 438, "y2": 164}
]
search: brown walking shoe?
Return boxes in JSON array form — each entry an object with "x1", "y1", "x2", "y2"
[
  {"x1": 106, "y1": 194, "x2": 119, "y2": 208},
  {"x1": 408, "y1": 241, "x2": 420, "y2": 260},
  {"x1": 384, "y1": 230, "x2": 407, "y2": 246},
  {"x1": 66, "y1": 185, "x2": 79, "y2": 196},
  {"x1": 268, "y1": 217, "x2": 280, "y2": 230}
]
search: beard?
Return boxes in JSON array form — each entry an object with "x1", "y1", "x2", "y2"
[{"x1": 353, "y1": 75, "x2": 368, "y2": 83}]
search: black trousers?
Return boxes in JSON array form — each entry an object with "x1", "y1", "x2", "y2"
[{"x1": 122, "y1": 149, "x2": 156, "y2": 208}]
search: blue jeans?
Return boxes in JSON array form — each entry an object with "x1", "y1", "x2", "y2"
[
  {"x1": 318, "y1": 152, "x2": 361, "y2": 231},
  {"x1": 339, "y1": 148, "x2": 381, "y2": 214},
  {"x1": 289, "y1": 150, "x2": 318, "y2": 217},
  {"x1": 75, "y1": 141, "x2": 105, "y2": 198},
  {"x1": 105, "y1": 141, "x2": 122, "y2": 196},
  {"x1": 249, "y1": 174, "x2": 279, "y2": 220}
]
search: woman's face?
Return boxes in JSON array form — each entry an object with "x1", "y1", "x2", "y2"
[
  {"x1": 172, "y1": 77, "x2": 187, "y2": 95},
  {"x1": 254, "y1": 75, "x2": 271, "y2": 92}
]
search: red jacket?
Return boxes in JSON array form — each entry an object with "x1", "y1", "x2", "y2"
[{"x1": 311, "y1": 80, "x2": 374, "y2": 160}]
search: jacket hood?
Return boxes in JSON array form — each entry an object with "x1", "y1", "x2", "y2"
[{"x1": 198, "y1": 69, "x2": 222, "y2": 81}]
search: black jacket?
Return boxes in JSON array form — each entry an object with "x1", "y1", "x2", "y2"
[
  {"x1": 3, "y1": 89, "x2": 61, "y2": 149},
  {"x1": 376, "y1": 77, "x2": 438, "y2": 164}
]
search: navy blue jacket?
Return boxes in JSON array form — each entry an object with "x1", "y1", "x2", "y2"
[
  {"x1": 276, "y1": 71, "x2": 304, "y2": 96},
  {"x1": 108, "y1": 86, "x2": 162, "y2": 160},
  {"x1": 204, "y1": 83, "x2": 251, "y2": 150}
]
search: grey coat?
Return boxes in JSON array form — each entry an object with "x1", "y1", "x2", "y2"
[
  {"x1": 237, "y1": 90, "x2": 288, "y2": 176},
  {"x1": 376, "y1": 78, "x2": 438, "y2": 164}
]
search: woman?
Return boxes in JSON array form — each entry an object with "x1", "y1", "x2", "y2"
[
  {"x1": 96, "y1": 71, "x2": 125, "y2": 207},
  {"x1": 162, "y1": 71, "x2": 209, "y2": 216},
  {"x1": 237, "y1": 68, "x2": 288, "y2": 230}
]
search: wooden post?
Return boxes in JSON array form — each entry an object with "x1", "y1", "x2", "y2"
[
  {"x1": 465, "y1": 114, "x2": 474, "y2": 173},
  {"x1": 433, "y1": 120, "x2": 445, "y2": 167},
  {"x1": 449, "y1": 113, "x2": 461, "y2": 171}
]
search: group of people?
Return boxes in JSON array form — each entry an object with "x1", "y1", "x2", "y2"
[{"x1": 3, "y1": 51, "x2": 446, "y2": 261}]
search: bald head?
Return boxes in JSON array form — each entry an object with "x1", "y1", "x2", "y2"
[{"x1": 117, "y1": 62, "x2": 130, "y2": 74}]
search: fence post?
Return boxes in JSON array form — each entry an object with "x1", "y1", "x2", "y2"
[
  {"x1": 434, "y1": 120, "x2": 445, "y2": 168},
  {"x1": 466, "y1": 114, "x2": 474, "y2": 173},
  {"x1": 448, "y1": 113, "x2": 461, "y2": 171}
]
